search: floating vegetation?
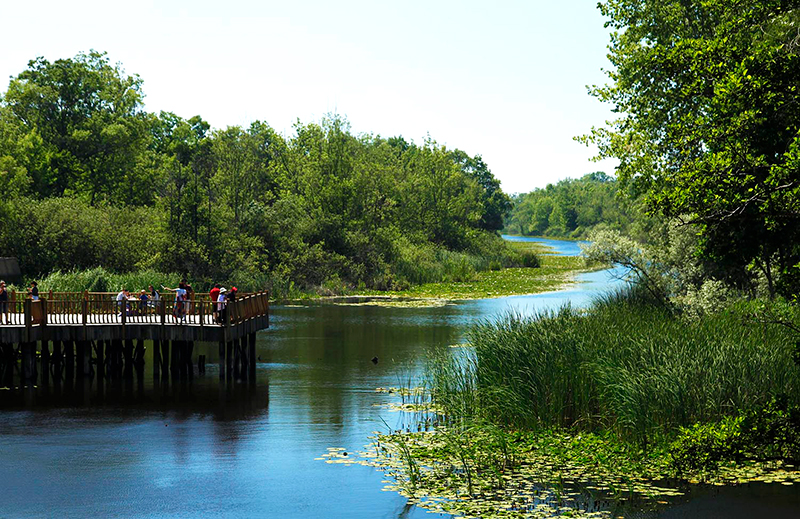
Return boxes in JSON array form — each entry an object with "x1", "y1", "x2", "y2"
[
  {"x1": 374, "y1": 387, "x2": 427, "y2": 396},
  {"x1": 318, "y1": 426, "x2": 800, "y2": 518}
]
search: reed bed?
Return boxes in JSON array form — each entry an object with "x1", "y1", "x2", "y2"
[{"x1": 429, "y1": 289, "x2": 800, "y2": 444}]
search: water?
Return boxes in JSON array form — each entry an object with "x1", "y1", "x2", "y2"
[
  {"x1": 0, "y1": 238, "x2": 796, "y2": 518},
  {"x1": 501, "y1": 234, "x2": 585, "y2": 256}
]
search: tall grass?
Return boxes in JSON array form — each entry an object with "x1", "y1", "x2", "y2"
[
  {"x1": 391, "y1": 236, "x2": 540, "y2": 287},
  {"x1": 33, "y1": 267, "x2": 181, "y2": 293},
  {"x1": 429, "y1": 288, "x2": 800, "y2": 444}
]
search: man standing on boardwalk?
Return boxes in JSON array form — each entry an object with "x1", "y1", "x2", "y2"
[{"x1": 210, "y1": 283, "x2": 220, "y2": 322}]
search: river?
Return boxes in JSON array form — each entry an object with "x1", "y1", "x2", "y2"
[{"x1": 0, "y1": 237, "x2": 797, "y2": 518}]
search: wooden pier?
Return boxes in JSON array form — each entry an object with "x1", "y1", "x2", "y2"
[{"x1": 0, "y1": 291, "x2": 269, "y2": 387}]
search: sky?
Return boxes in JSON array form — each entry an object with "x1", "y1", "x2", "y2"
[{"x1": 0, "y1": 0, "x2": 619, "y2": 194}]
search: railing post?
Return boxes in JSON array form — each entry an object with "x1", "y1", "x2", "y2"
[
  {"x1": 82, "y1": 298, "x2": 88, "y2": 325},
  {"x1": 199, "y1": 300, "x2": 204, "y2": 330},
  {"x1": 160, "y1": 299, "x2": 166, "y2": 325},
  {"x1": 24, "y1": 299, "x2": 31, "y2": 342}
]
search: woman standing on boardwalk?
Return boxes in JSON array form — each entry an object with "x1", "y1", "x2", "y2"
[{"x1": 162, "y1": 282, "x2": 188, "y2": 323}]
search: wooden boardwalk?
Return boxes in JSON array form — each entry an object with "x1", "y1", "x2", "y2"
[{"x1": 0, "y1": 291, "x2": 269, "y2": 386}]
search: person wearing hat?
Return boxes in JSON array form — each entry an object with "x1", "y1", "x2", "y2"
[{"x1": 216, "y1": 287, "x2": 228, "y2": 324}]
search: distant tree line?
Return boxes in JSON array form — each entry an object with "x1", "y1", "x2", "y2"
[
  {"x1": 504, "y1": 172, "x2": 638, "y2": 239},
  {"x1": 0, "y1": 51, "x2": 522, "y2": 295}
]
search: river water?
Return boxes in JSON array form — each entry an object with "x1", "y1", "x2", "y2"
[{"x1": 0, "y1": 237, "x2": 797, "y2": 518}]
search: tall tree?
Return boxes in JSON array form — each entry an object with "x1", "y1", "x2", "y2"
[
  {"x1": 2, "y1": 50, "x2": 149, "y2": 203},
  {"x1": 586, "y1": 0, "x2": 800, "y2": 296}
]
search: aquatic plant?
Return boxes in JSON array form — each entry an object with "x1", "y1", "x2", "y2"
[{"x1": 429, "y1": 288, "x2": 800, "y2": 444}]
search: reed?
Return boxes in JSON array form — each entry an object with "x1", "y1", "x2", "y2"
[{"x1": 429, "y1": 288, "x2": 800, "y2": 444}]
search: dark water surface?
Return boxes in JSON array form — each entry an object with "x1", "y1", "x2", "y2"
[{"x1": 1, "y1": 237, "x2": 797, "y2": 518}]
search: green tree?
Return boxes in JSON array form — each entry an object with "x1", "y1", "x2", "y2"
[
  {"x1": 586, "y1": 0, "x2": 800, "y2": 296},
  {"x1": 2, "y1": 50, "x2": 149, "y2": 204}
]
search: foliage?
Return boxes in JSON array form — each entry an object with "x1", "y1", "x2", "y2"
[
  {"x1": 670, "y1": 397, "x2": 800, "y2": 474},
  {"x1": 0, "y1": 52, "x2": 517, "y2": 295},
  {"x1": 505, "y1": 172, "x2": 639, "y2": 239},
  {"x1": 585, "y1": 0, "x2": 800, "y2": 297},
  {"x1": 428, "y1": 289, "x2": 800, "y2": 444}
]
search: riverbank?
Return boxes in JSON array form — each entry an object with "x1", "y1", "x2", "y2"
[
  {"x1": 339, "y1": 424, "x2": 800, "y2": 519},
  {"x1": 20, "y1": 239, "x2": 591, "y2": 304},
  {"x1": 349, "y1": 288, "x2": 800, "y2": 517},
  {"x1": 349, "y1": 240, "x2": 591, "y2": 301}
]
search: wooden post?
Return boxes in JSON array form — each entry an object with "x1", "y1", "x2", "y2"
[
  {"x1": 233, "y1": 336, "x2": 241, "y2": 380},
  {"x1": 249, "y1": 332, "x2": 257, "y2": 381},
  {"x1": 161, "y1": 340, "x2": 170, "y2": 380},
  {"x1": 104, "y1": 340, "x2": 113, "y2": 380},
  {"x1": 24, "y1": 299, "x2": 31, "y2": 343},
  {"x1": 51, "y1": 340, "x2": 63, "y2": 382},
  {"x1": 123, "y1": 339, "x2": 134, "y2": 379},
  {"x1": 96, "y1": 340, "x2": 104, "y2": 380},
  {"x1": 170, "y1": 340, "x2": 179, "y2": 380},
  {"x1": 153, "y1": 339, "x2": 161, "y2": 378},
  {"x1": 226, "y1": 340, "x2": 233, "y2": 380},
  {"x1": 64, "y1": 340, "x2": 75, "y2": 383},
  {"x1": 41, "y1": 340, "x2": 50, "y2": 385},
  {"x1": 75, "y1": 341, "x2": 86, "y2": 379},
  {"x1": 218, "y1": 340, "x2": 226, "y2": 380},
  {"x1": 21, "y1": 342, "x2": 35, "y2": 383},
  {"x1": 185, "y1": 341, "x2": 194, "y2": 380},
  {"x1": 134, "y1": 339, "x2": 145, "y2": 380},
  {"x1": 111, "y1": 339, "x2": 123, "y2": 379}
]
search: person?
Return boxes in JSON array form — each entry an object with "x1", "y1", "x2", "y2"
[
  {"x1": 181, "y1": 278, "x2": 194, "y2": 315},
  {"x1": 209, "y1": 283, "x2": 220, "y2": 322},
  {"x1": 0, "y1": 280, "x2": 8, "y2": 324},
  {"x1": 116, "y1": 288, "x2": 129, "y2": 316},
  {"x1": 162, "y1": 282, "x2": 187, "y2": 323},
  {"x1": 216, "y1": 287, "x2": 227, "y2": 324},
  {"x1": 28, "y1": 281, "x2": 39, "y2": 301},
  {"x1": 149, "y1": 285, "x2": 160, "y2": 307},
  {"x1": 138, "y1": 289, "x2": 149, "y2": 315}
]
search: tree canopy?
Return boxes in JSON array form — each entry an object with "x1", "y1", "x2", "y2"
[
  {"x1": 586, "y1": 0, "x2": 800, "y2": 296},
  {"x1": 0, "y1": 51, "x2": 517, "y2": 294}
]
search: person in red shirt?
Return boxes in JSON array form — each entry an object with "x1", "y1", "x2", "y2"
[{"x1": 210, "y1": 283, "x2": 220, "y2": 322}]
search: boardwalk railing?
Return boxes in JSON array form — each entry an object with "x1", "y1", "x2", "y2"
[{"x1": 0, "y1": 291, "x2": 270, "y2": 329}]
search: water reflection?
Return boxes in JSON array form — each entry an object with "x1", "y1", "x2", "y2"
[{"x1": 2, "y1": 252, "x2": 793, "y2": 518}]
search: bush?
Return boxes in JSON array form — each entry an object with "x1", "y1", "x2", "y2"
[{"x1": 670, "y1": 397, "x2": 800, "y2": 474}]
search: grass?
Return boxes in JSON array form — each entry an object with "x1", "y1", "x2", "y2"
[
  {"x1": 429, "y1": 289, "x2": 800, "y2": 443},
  {"x1": 353, "y1": 251, "x2": 587, "y2": 301}
]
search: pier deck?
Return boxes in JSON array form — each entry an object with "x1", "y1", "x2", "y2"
[{"x1": 0, "y1": 291, "x2": 269, "y2": 386}]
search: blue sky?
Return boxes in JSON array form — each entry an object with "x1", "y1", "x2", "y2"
[{"x1": 0, "y1": 0, "x2": 618, "y2": 193}]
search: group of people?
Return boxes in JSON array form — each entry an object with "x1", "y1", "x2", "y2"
[
  {"x1": 115, "y1": 280, "x2": 238, "y2": 325},
  {"x1": 0, "y1": 280, "x2": 37, "y2": 324},
  {"x1": 0, "y1": 279, "x2": 240, "y2": 326},
  {"x1": 209, "y1": 284, "x2": 237, "y2": 324},
  {"x1": 115, "y1": 285, "x2": 163, "y2": 318}
]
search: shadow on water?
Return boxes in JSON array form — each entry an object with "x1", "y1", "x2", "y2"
[{"x1": 0, "y1": 375, "x2": 267, "y2": 420}]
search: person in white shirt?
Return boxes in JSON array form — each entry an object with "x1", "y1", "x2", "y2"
[
  {"x1": 116, "y1": 288, "x2": 129, "y2": 316},
  {"x1": 216, "y1": 287, "x2": 227, "y2": 324}
]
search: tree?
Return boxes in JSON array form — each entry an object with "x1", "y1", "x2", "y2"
[
  {"x1": 586, "y1": 0, "x2": 800, "y2": 296},
  {"x1": 2, "y1": 50, "x2": 149, "y2": 203},
  {"x1": 449, "y1": 150, "x2": 511, "y2": 232}
]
